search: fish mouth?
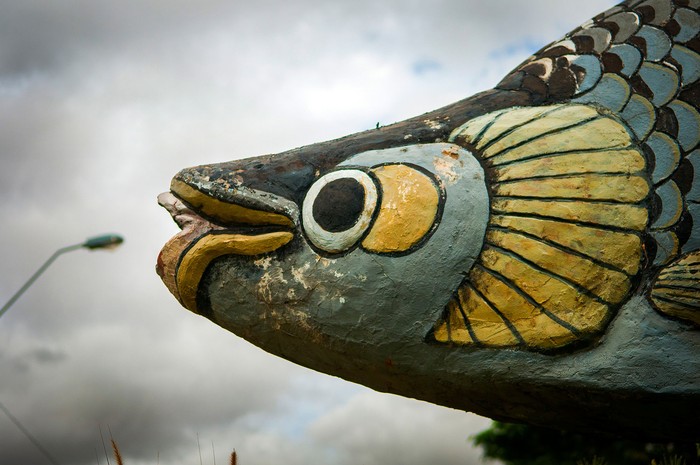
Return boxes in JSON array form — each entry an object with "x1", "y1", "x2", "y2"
[{"x1": 157, "y1": 177, "x2": 298, "y2": 314}]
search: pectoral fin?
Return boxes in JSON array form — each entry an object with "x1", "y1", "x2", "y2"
[{"x1": 650, "y1": 251, "x2": 700, "y2": 326}]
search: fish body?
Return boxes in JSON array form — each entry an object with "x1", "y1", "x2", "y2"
[{"x1": 158, "y1": 0, "x2": 700, "y2": 439}]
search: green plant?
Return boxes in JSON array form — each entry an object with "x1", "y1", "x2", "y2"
[
  {"x1": 473, "y1": 421, "x2": 698, "y2": 465},
  {"x1": 576, "y1": 456, "x2": 607, "y2": 465},
  {"x1": 651, "y1": 456, "x2": 686, "y2": 465}
]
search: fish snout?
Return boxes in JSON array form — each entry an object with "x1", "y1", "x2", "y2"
[
  {"x1": 157, "y1": 164, "x2": 301, "y2": 314},
  {"x1": 171, "y1": 164, "x2": 300, "y2": 229}
]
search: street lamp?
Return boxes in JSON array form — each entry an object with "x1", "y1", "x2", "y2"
[{"x1": 0, "y1": 234, "x2": 124, "y2": 319}]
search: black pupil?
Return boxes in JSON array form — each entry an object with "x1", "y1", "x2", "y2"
[{"x1": 312, "y1": 177, "x2": 366, "y2": 232}]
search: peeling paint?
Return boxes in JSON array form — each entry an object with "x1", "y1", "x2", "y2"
[
  {"x1": 423, "y1": 119, "x2": 445, "y2": 131},
  {"x1": 254, "y1": 256, "x2": 272, "y2": 270},
  {"x1": 433, "y1": 156, "x2": 459, "y2": 185},
  {"x1": 291, "y1": 262, "x2": 312, "y2": 289},
  {"x1": 256, "y1": 268, "x2": 288, "y2": 303}
]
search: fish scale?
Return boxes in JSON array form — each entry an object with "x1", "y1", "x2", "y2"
[{"x1": 499, "y1": 0, "x2": 700, "y2": 269}]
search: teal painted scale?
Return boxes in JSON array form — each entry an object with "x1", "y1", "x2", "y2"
[{"x1": 498, "y1": 0, "x2": 700, "y2": 268}]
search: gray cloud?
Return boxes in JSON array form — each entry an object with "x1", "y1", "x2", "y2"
[
  {"x1": 0, "y1": 1, "x2": 617, "y2": 464},
  {"x1": 308, "y1": 392, "x2": 493, "y2": 465}
]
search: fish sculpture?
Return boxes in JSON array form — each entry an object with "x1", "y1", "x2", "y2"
[{"x1": 158, "y1": 0, "x2": 700, "y2": 439}]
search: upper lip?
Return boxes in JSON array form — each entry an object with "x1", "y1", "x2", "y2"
[
  {"x1": 163, "y1": 173, "x2": 300, "y2": 231},
  {"x1": 157, "y1": 192, "x2": 212, "y2": 231}
]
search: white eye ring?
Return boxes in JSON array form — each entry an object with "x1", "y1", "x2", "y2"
[{"x1": 302, "y1": 169, "x2": 378, "y2": 253}]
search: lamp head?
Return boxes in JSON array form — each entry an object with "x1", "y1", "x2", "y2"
[{"x1": 83, "y1": 234, "x2": 124, "y2": 250}]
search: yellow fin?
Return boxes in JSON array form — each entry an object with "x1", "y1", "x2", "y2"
[
  {"x1": 433, "y1": 300, "x2": 476, "y2": 344},
  {"x1": 469, "y1": 267, "x2": 578, "y2": 349},
  {"x1": 493, "y1": 174, "x2": 649, "y2": 203},
  {"x1": 480, "y1": 247, "x2": 610, "y2": 334},
  {"x1": 484, "y1": 117, "x2": 632, "y2": 162},
  {"x1": 491, "y1": 215, "x2": 642, "y2": 274},
  {"x1": 456, "y1": 283, "x2": 522, "y2": 346},
  {"x1": 491, "y1": 198, "x2": 648, "y2": 231},
  {"x1": 493, "y1": 149, "x2": 645, "y2": 181},
  {"x1": 486, "y1": 229, "x2": 631, "y2": 304},
  {"x1": 650, "y1": 251, "x2": 700, "y2": 326},
  {"x1": 439, "y1": 103, "x2": 649, "y2": 351},
  {"x1": 449, "y1": 108, "x2": 509, "y2": 146},
  {"x1": 434, "y1": 285, "x2": 521, "y2": 347},
  {"x1": 475, "y1": 105, "x2": 564, "y2": 150}
]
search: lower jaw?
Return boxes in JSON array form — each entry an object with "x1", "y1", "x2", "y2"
[
  {"x1": 157, "y1": 220, "x2": 214, "y2": 307},
  {"x1": 174, "y1": 231, "x2": 294, "y2": 312},
  {"x1": 157, "y1": 192, "x2": 295, "y2": 313},
  {"x1": 158, "y1": 221, "x2": 294, "y2": 314}
]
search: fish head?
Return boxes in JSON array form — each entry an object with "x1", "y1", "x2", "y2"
[{"x1": 157, "y1": 130, "x2": 491, "y2": 373}]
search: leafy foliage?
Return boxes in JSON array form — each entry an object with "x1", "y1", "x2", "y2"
[
  {"x1": 472, "y1": 422, "x2": 698, "y2": 465},
  {"x1": 651, "y1": 457, "x2": 686, "y2": 465},
  {"x1": 576, "y1": 457, "x2": 607, "y2": 465}
]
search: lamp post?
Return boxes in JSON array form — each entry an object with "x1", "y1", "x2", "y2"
[{"x1": 0, "y1": 234, "x2": 124, "y2": 319}]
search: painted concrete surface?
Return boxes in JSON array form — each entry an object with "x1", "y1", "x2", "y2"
[{"x1": 158, "y1": 0, "x2": 700, "y2": 439}]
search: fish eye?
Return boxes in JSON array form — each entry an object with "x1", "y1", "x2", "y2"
[{"x1": 302, "y1": 169, "x2": 378, "y2": 253}]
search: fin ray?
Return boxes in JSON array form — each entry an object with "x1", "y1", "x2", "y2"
[{"x1": 650, "y1": 251, "x2": 700, "y2": 325}]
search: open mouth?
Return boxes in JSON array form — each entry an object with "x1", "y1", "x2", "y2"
[{"x1": 157, "y1": 178, "x2": 297, "y2": 313}]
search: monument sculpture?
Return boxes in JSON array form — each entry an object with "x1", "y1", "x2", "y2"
[{"x1": 158, "y1": 0, "x2": 700, "y2": 440}]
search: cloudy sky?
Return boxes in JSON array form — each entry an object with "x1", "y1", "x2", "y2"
[{"x1": 0, "y1": 1, "x2": 617, "y2": 464}]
